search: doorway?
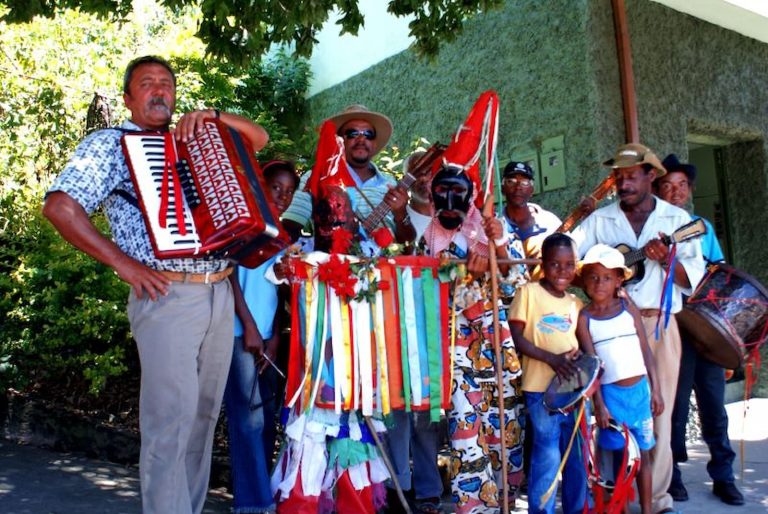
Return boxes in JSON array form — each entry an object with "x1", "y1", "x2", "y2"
[{"x1": 687, "y1": 142, "x2": 733, "y2": 263}]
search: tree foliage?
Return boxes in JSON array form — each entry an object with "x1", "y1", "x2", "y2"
[
  {"x1": 0, "y1": 5, "x2": 311, "y2": 395},
  {"x1": 0, "y1": 0, "x2": 503, "y2": 65}
]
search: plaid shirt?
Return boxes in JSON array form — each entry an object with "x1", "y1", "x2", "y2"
[{"x1": 48, "y1": 119, "x2": 229, "y2": 273}]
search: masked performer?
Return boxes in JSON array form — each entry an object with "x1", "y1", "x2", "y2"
[
  {"x1": 270, "y1": 121, "x2": 392, "y2": 514},
  {"x1": 417, "y1": 92, "x2": 528, "y2": 513}
]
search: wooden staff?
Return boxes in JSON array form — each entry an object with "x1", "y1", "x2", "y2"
[
  {"x1": 364, "y1": 416, "x2": 412, "y2": 514},
  {"x1": 482, "y1": 196, "x2": 510, "y2": 514},
  {"x1": 451, "y1": 257, "x2": 540, "y2": 266},
  {"x1": 557, "y1": 173, "x2": 616, "y2": 233}
]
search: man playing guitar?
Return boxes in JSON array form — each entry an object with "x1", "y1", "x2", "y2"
[{"x1": 571, "y1": 143, "x2": 705, "y2": 514}]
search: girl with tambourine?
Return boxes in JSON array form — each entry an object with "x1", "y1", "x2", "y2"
[{"x1": 575, "y1": 244, "x2": 664, "y2": 514}]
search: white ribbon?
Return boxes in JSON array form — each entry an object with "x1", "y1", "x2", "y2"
[{"x1": 402, "y1": 267, "x2": 422, "y2": 406}]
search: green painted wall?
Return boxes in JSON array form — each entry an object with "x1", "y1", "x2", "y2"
[
  {"x1": 309, "y1": 0, "x2": 612, "y2": 219},
  {"x1": 310, "y1": 0, "x2": 768, "y2": 281},
  {"x1": 624, "y1": 0, "x2": 768, "y2": 280}
]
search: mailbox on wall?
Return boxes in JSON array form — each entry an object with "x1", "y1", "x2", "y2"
[{"x1": 540, "y1": 135, "x2": 566, "y2": 192}]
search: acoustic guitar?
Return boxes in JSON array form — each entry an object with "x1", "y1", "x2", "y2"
[
  {"x1": 361, "y1": 142, "x2": 445, "y2": 234},
  {"x1": 616, "y1": 218, "x2": 707, "y2": 284}
]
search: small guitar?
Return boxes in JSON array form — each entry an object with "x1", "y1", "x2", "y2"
[
  {"x1": 361, "y1": 142, "x2": 446, "y2": 234},
  {"x1": 616, "y1": 218, "x2": 707, "y2": 284}
]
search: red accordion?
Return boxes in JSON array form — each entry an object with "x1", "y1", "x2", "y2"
[{"x1": 121, "y1": 118, "x2": 288, "y2": 268}]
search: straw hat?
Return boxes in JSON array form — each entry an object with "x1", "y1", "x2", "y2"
[{"x1": 326, "y1": 104, "x2": 393, "y2": 155}]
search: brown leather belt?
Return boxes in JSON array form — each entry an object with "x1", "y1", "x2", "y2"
[
  {"x1": 640, "y1": 308, "x2": 661, "y2": 317},
  {"x1": 158, "y1": 267, "x2": 233, "y2": 284}
]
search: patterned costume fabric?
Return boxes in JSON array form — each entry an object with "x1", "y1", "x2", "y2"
[{"x1": 420, "y1": 235, "x2": 528, "y2": 514}]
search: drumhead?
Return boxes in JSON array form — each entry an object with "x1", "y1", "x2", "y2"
[
  {"x1": 543, "y1": 353, "x2": 603, "y2": 414},
  {"x1": 589, "y1": 420, "x2": 641, "y2": 491},
  {"x1": 680, "y1": 263, "x2": 768, "y2": 369}
]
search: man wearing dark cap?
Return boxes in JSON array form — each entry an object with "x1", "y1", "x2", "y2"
[
  {"x1": 655, "y1": 154, "x2": 744, "y2": 506},
  {"x1": 572, "y1": 143, "x2": 705, "y2": 514},
  {"x1": 501, "y1": 161, "x2": 561, "y2": 279},
  {"x1": 281, "y1": 104, "x2": 414, "y2": 244}
]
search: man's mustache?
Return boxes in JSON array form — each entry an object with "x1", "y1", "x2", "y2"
[{"x1": 148, "y1": 97, "x2": 169, "y2": 108}]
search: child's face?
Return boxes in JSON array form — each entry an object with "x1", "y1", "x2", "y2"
[
  {"x1": 267, "y1": 170, "x2": 297, "y2": 215},
  {"x1": 582, "y1": 263, "x2": 622, "y2": 302},
  {"x1": 542, "y1": 245, "x2": 577, "y2": 293}
]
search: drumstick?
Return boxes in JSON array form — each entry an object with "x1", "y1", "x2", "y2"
[
  {"x1": 483, "y1": 196, "x2": 510, "y2": 514},
  {"x1": 260, "y1": 352, "x2": 286, "y2": 379}
]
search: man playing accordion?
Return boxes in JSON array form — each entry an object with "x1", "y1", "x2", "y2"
[{"x1": 43, "y1": 55, "x2": 268, "y2": 514}]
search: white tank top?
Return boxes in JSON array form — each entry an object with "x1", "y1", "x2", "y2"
[{"x1": 587, "y1": 303, "x2": 647, "y2": 384}]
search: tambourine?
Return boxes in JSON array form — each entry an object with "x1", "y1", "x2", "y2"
[
  {"x1": 589, "y1": 420, "x2": 641, "y2": 491},
  {"x1": 543, "y1": 353, "x2": 603, "y2": 414}
]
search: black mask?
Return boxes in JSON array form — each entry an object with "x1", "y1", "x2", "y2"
[{"x1": 431, "y1": 166, "x2": 473, "y2": 230}]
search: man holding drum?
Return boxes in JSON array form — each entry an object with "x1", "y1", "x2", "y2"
[
  {"x1": 43, "y1": 55, "x2": 269, "y2": 514},
  {"x1": 571, "y1": 143, "x2": 705, "y2": 514},
  {"x1": 654, "y1": 154, "x2": 744, "y2": 506}
]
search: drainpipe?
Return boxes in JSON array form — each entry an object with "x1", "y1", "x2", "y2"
[{"x1": 611, "y1": 0, "x2": 639, "y2": 143}]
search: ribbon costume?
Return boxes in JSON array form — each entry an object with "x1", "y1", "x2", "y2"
[
  {"x1": 272, "y1": 120, "x2": 455, "y2": 513},
  {"x1": 269, "y1": 121, "x2": 391, "y2": 514},
  {"x1": 417, "y1": 91, "x2": 529, "y2": 513}
]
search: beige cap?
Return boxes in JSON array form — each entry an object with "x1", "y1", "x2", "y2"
[
  {"x1": 603, "y1": 143, "x2": 667, "y2": 176},
  {"x1": 578, "y1": 244, "x2": 633, "y2": 280}
]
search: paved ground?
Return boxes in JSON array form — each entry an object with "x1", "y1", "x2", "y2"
[{"x1": 1, "y1": 399, "x2": 767, "y2": 513}]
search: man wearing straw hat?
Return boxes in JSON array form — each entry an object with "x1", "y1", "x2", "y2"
[
  {"x1": 571, "y1": 143, "x2": 705, "y2": 514},
  {"x1": 281, "y1": 105, "x2": 414, "y2": 244}
]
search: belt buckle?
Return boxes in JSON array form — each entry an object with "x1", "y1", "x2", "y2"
[{"x1": 204, "y1": 271, "x2": 212, "y2": 285}]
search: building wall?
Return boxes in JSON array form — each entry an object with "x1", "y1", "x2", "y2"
[
  {"x1": 310, "y1": 0, "x2": 608, "y2": 218},
  {"x1": 307, "y1": 0, "x2": 413, "y2": 96},
  {"x1": 308, "y1": 0, "x2": 768, "y2": 280},
  {"x1": 625, "y1": 0, "x2": 768, "y2": 278}
]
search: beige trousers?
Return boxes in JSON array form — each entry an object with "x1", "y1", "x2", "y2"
[
  {"x1": 128, "y1": 280, "x2": 234, "y2": 514},
  {"x1": 641, "y1": 314, "x2": 682, "y2": 514}
]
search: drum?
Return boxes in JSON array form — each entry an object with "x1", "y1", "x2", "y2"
[
  {"x1": 543, "y1": 353, "x2": 603, "y2": 414},
  {"x1": 589, "y1": 420, "x2": 641, "y2": 492},
  {"x1": 677, "y1": 263, "x2": 768, "y2": 369}
]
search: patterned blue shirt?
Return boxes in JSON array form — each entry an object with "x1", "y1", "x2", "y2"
[{"x1": 48, "y1": 119, "x2": 229, "y2": 273}]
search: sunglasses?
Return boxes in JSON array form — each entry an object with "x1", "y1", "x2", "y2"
[
  {"x1": 502, "y1": 177, "x2": 533, "y2": 187},
  {"x1": 344, "y1": 128, "x2": 376, "y2": 140}
]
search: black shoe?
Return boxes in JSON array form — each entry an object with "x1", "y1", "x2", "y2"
[
  {"x1": 668, "y1": 481, "x2": 689, "y2": 502},
  {"x1": 713, "y1": 481, "x2": 745, "y2": 506}
]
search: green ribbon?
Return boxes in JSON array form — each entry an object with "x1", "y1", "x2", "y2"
[
  {"x1": 327, "y1": 437, "x2": 379, "y2": 469},
  {"x1": 307, "y1": 281, "x2": 326, "y2": 412},
  {"x1": 421, "y1": 268, "x2": 441, "y2": 422}
]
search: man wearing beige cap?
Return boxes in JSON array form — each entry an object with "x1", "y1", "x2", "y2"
[
  {"x1": 282, "y1": 104, "x2": 414, "y2": 244},
  {"x1": 571, "y1": 143, "x2": 705, "y2": 514}
]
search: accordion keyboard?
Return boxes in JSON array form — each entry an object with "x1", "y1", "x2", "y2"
[{"x1": 122, "y1": 135, "x2": 203, "y2": 253}]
